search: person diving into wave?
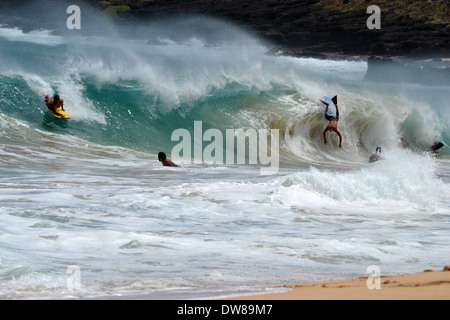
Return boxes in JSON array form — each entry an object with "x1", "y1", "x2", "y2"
[{"x1": 321, "y1": 95, "x2": 343, "y2": 148}]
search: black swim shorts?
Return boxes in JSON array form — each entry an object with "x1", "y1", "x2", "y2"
[{"x1": 325, "y1": 114, "x2": 339, "y2": 121}]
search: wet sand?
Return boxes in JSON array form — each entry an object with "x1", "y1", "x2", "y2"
[{"x1": 225, "y1": 268, "x2": 450, "y2": 300}]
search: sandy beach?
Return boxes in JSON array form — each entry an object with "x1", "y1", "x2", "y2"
[{"x1": 226, "y1": 268, "x2": 450, "y2": 300}]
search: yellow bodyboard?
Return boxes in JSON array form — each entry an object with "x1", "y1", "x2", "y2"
[{"x1": 48, "y1": 107, "x2": 71, "y2": 119}]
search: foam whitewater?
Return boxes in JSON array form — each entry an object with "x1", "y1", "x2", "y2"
[{"x1": 0, "y1": 3, "x2": 449, "y2": 299}]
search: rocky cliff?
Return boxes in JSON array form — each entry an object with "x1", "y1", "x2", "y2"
[{"x1": 95, "y1": 0, "x2": 450, "y2": 58}]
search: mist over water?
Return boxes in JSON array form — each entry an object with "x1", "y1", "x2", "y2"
[{"x1": 0, "y1": 2, "x2": 449, "y2": 299}]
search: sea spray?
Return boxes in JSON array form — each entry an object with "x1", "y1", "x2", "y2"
[
  {"x1": 273, "y1": 150, "x2": 445, "y2": 213},
  {"x1": 1, "y1": 14, "x2": 447, "y2": 158}
]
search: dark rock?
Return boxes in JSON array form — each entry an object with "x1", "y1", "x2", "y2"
[
  {"x1": 92, "y1": 0, "x2": 449, "y2": 58},
  {"x1": 1, "y1": 0, "x2": 449, "y2": 59}
]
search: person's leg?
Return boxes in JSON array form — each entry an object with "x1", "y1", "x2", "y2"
[
  {"x1": 334, "y1": 128, "x2": 343, "y2": 148},
  {"x1": 323, "y1": 128, "x2": 329, "y2": 145}
]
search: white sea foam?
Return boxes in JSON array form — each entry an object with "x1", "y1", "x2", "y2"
[
  {"x1": 0, "y1": 26, "x2": 65, "y2": 46},
  {"x1": 273, "y1": 150, "x2": 445, "y2": 213}
]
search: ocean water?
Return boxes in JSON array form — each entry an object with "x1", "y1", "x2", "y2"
[{"x1": 0, "y1": 3, "x2": 449, "y2": 299}]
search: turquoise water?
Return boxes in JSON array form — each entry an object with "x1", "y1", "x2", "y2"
[{"x1": 0, "y1": 7, "x2": 449, "y2": 299}]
